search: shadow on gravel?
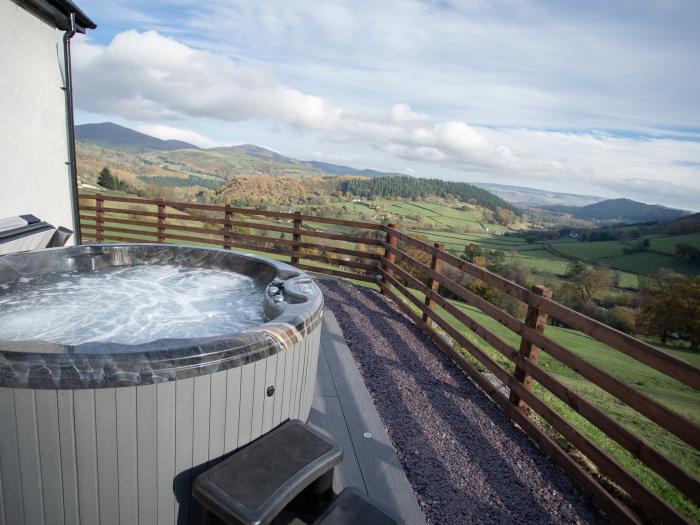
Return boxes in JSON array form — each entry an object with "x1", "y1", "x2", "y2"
[{"x1": 319, "y1": 280, "x2": 604, "y2": 525}]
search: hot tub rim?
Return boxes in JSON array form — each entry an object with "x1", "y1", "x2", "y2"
[{"x1": 0, "y1": 244, "x2": 324, "y2": 389}]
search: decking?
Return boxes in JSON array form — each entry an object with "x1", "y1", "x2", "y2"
[{"x1": 309, "y1": 311, "x2": 426, "y2": 525}]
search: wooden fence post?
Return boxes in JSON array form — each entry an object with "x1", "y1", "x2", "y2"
[
  {"x1": 381, "y1": 223, "x2": 398, "y2": 294},
  {"x1": 422, "y1": 242, "x2": 444, "y2": 327},
  {"x1": 223, "y1": 204, "x2": 232, "y2": 250},
  {"x1": 95, "y1": 193, "x2": 104, "y2": 243},
  {"x1": 291, "y1": 211, "x2": 302, "y2": 265},
  {"x1": 157, "y1": 199, "x2": 166, "y2": 243},
  {"x1": 509, "y1": 285, "x2": 553, "y2": 410}
]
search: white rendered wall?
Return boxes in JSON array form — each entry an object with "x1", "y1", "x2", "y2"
[{"x1": 0, "y1": 2, "x2": 74, "y2": 241}]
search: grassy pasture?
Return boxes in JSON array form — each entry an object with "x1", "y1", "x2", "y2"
[
  {"x1": 506, "y1": 249, "x2": 571, "y2": 275},
  {"x1": 648, "y1": 232, "x2": 700, "y2": 254},
  {"x1": 552, "y1": 239, "x2": 629, "y2": 259},
  {"x1": 606, "y1": 251, "x2": 700, "y2": 276}
]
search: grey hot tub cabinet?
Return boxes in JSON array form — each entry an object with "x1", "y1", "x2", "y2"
[{"x1": 0, "y1": 244, "x2": 323, "y2": 525}]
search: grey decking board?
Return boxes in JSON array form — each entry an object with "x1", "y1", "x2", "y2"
[
  {"x1": 312, "y1": 312, "x2": 426, "y2": 525},
  {"x1": 314, "y1": 340, "x2": 336, "y2": 398},
  {"x1": 308, "y1": 345, "x2": 365, "y2": 494}
]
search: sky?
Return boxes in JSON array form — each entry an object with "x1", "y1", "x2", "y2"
[{"x1": 71, "y1": 1, "x2": 700, "y2": 210}]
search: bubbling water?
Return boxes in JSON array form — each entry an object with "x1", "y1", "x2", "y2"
[{"x1": 0, "y1": 264, "x2": 268, "y2": 346}]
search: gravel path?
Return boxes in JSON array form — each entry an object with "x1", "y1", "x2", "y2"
[{"x1": 318, "y1": 279, "x2": 606, "y2": 525}]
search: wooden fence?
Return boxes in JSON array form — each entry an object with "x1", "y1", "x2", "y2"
[{"x1": 78, "y1": 193, "x2": 700, "y2": 524}]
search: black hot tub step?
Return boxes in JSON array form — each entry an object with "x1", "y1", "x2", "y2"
[
  {"x1": 193, "y1": 419, "x2": 342, "y2": 525},
  {"x1": 312, "y1": 488, "x2": 399, "y2": 525}
]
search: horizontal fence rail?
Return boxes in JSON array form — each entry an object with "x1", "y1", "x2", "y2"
[
  {"x1": 77, "y1": 193, "x2": 700, "y2": 524},
  {"x1": 78, "y1": 193, "x2": 384, "y2": 283}
]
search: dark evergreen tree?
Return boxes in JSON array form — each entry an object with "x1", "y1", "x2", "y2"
[{"x1": 97, "y1": 166, "x2": 116, "y2": 189}]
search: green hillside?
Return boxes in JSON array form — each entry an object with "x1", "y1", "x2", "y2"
[
  {"x1": 547, "y1": 198, "x2": 689, "y2": 223},
  {"x1": 343, "y1": 176, "x2": 520, "y2": 215}
]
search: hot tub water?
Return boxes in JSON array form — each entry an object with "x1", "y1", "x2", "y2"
[{"x1": 0, "y1": 264, "x2": 267, "y2": 345}]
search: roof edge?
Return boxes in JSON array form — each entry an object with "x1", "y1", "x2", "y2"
[{"x1": 16, "y1": 0, "x2": 96, "y2": 32}]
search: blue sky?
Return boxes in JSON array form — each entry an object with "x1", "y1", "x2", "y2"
[{"x1": 72, "y1": 0, "x2": 700, "y2": 209}]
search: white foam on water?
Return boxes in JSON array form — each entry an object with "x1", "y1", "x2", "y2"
[{"x1": 0, "y1": 264, "x2": 268, "y2": 346}]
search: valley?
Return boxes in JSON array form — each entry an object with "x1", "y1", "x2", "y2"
[{"x1": 77, "y1": 122, "x2": 700, "y2": 348}]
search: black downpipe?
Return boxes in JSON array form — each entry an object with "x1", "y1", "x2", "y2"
[{"x1": 62, "y1": 12, "x2": 81, "y2": 245}]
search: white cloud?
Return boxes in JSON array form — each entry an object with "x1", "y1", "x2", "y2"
[
  {"x1": 73, "y1": 31, "x2": 342, "y2": 126},
  {"x1": 136, "y1": 124, "x2": 220, "y2": 148},
  {"x1": 72, "y1": 25, "x2": 700, "y2": 209},
  {"x1": 72, "y1": 31, "x2": 548, "y2": 173}
]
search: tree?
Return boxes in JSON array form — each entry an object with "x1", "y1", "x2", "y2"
[
  {"x1": 495, "y1": 207, "x2": 516, "y2": 226},
  {"x1": 565, "y1": 260, "x2": 586, "y2": 278},
  {"x1": 500, "y1": 257, "x2": 532, "y2": 287},
  {"x1": 463, "y1": 243, "x2": 483, "y2": 262},
  {"x1": 97, "y1": 167, "x2": 115, "y2": 189},
  {"x1": 675, "y1": 243, "x2": 700, "y2": 266},
  {"x1": 637, "y1": 272, "x2": 700, "y2": 349},
  {"x1": 564, "y1": 265, "x2": 611, "y2": 302},
  {"x1": 486, "y1": 250, "x2": 507, "y2": 273}
]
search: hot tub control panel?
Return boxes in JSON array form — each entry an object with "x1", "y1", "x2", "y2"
[{"x1": 264, "y1": 276, "x2": 321, "y2": 321}]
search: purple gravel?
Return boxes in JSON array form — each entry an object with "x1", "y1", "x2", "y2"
[{"x1": 318, "y1": 279, "x2": 607, "y2": 525}]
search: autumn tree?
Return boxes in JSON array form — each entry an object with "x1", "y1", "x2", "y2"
[
  {"x1": 495, "y1": 207, "x2": 517, "y2": 226},
  {"x1": 637, "y1": 272, "x2": 700, "y2": 349},
  {"x1": 463, "y1": 243, "x2": 483, "y2": 262},
  {"x1": 486, "y1": 250, "x2": 507, "y2": 273},
  {"x1": 500, "y1": 256, "x2": 532, "y2": 287},
  {"x1": 561, "y1": 264, "x2": 611, "y2": 302}
]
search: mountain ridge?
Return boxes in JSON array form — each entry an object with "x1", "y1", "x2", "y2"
[
  {"x1": 76, "y1": 122, "x2": 395, "y2": 178},
  {"x1": 474, "y1": 182, "x2": 604, "y2": 207},
  {"x1": 76, "y1": 122, "x2": 199, "y2": 152},
  {"x1": 545, "y1": 198, "x2": 689, "y2": 223}
]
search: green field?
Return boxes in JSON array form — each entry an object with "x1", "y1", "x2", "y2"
[
  {"x1": 552, "y1": 239, "x2": 628, "y2": 259},
  {"x1": 648, "y1": 232, "x2": 700, "y2": 254},
  {"x1": 605, "y1": 251, "x2": 700, "y2": 276}
]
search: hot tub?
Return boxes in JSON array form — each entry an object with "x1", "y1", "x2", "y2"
[{"x1": 0, "y1": 244, "x2": 323, "y2": 525}]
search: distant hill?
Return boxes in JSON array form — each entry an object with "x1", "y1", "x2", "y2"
[
  {"x1": 303, "y1": 161, "x2": 404, "y2": 178},
  {"x1": 663, "y1": 212, "x2": 700, "y2": 235},
  {"x1": 76, "y1": 123, "x2": 198, "y2": 152},
  {"x1": 546, "y1": 198, "x2": 689, "y2": 223},
  {"x1": 77, "y1": 123, "x2": 394, "y2": 178},
  {"x1": 344, "y1": 176, "x2": 519, "y2": 215},
  {"x1": 474, "y1": 182, "x2": 603, "y2": 207}
]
